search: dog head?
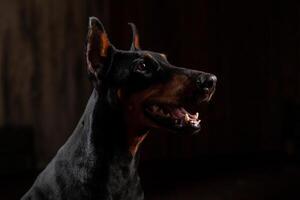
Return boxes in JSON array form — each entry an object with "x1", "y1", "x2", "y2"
[{"x1": 86, "y1": 17, "x2": 216, "y2": 136}]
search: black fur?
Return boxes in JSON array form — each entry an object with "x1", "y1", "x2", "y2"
[{"x1": 22, "y1": 89, "x2": 144, "y2": 200}]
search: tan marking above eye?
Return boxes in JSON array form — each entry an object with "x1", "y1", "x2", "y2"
[
  {"x1": 144, "y1": 53, "x2": 154, "y2": 59},
  {"x1": 117, "y1": 88, "x2": 122, "y2": 99},
  {"x1": 160, "y1": 53, "x2": 167, "y2": 60}
]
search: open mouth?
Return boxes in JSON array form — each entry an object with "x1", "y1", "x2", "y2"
[{"x1": 144, "y1": 103, "x2": 202, "y2": 133}]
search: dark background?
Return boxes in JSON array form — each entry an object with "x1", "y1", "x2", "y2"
[{"x1": 1, "y1": 0, "x2": 300, "y2": 199}]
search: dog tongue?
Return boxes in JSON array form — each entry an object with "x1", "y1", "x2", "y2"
[
  {"x1": 171, "y1": 107, "x2": 198, "y2": 120},
  {"x1": 171, "y1": 108, "x2": 185, "y2": 119}
]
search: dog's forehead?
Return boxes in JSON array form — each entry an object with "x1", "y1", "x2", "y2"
[{"x1": 119, "y1": 49, "x2": 165, "y2": 58}]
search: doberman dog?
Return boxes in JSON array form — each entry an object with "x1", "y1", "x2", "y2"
[{"x1": 22, "y1": 17, "x2": 217, "y2": 200}]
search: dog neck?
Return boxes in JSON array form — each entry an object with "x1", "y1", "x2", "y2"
[
  {"x1": 68, "y1": 90, "x2": 142, "y2": 196},
  {"x1": 84, "y1": 89, "x2": 146, "y2": 159}
]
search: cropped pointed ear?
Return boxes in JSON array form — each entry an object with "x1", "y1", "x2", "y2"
[
  {"x1": 128, "y1": 23, "x2": 140, "y2": 51},
  {"x1": 86, "y1": 17, "x2": 115, "y2": 86}
]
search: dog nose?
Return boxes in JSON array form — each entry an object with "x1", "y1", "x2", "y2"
[{"x1": 196, "y1": 74, "x2": 217, "y2": 92}]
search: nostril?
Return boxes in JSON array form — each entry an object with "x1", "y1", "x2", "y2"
[
  {"x1": 197, "y1": 74, "x2": 217, "y2": 91},
  {"x1": 204, "y1": 75, "x2": 217, "y2": 89}
]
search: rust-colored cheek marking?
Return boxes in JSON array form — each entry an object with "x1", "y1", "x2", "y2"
[
  {"x1": 125, "y1": 74, "x2": 189, "y2": 106},
  {"x1": 150, "y1": 74, "x2": 189, "y2": 102},
  {"x1": 168, "y1": 74, "x2": 189, "y2": 92},
  {"x1": 121, "y1": 74, "x2": 189, "y2": 156}
]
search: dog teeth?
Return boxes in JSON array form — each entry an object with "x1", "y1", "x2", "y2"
[
  {"x1": 175, "y1": 119, "x2": 183, "y2": 127},
  {"x1": 151, "y1": 105, "x2": 172, "y2": 118},
  {"x1": 158, "y1": 108, "x2": 164, "y2": 115},
  {"x1": 150, "y1": 105, "x2": 199, "y2": 123},
  {"x1": 189, "y1": 112, "x2": 199, "y2": 120},
  {"x1": 152, "y1": 105, "x2": 159, "y2": 112},
  {"x1": 183, "y1": 111, "x2": 201, "y2": 126},
  {"x1": 190, "y1": 119, "x2": 201, "y2": 126},
  {"x1": 185, "y1": 113, "x2": 190, "y2": 122}
]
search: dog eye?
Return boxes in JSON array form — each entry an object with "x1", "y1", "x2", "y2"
[{"x1": 135, "y1": 62, "x2": 148, "y2": 73}]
